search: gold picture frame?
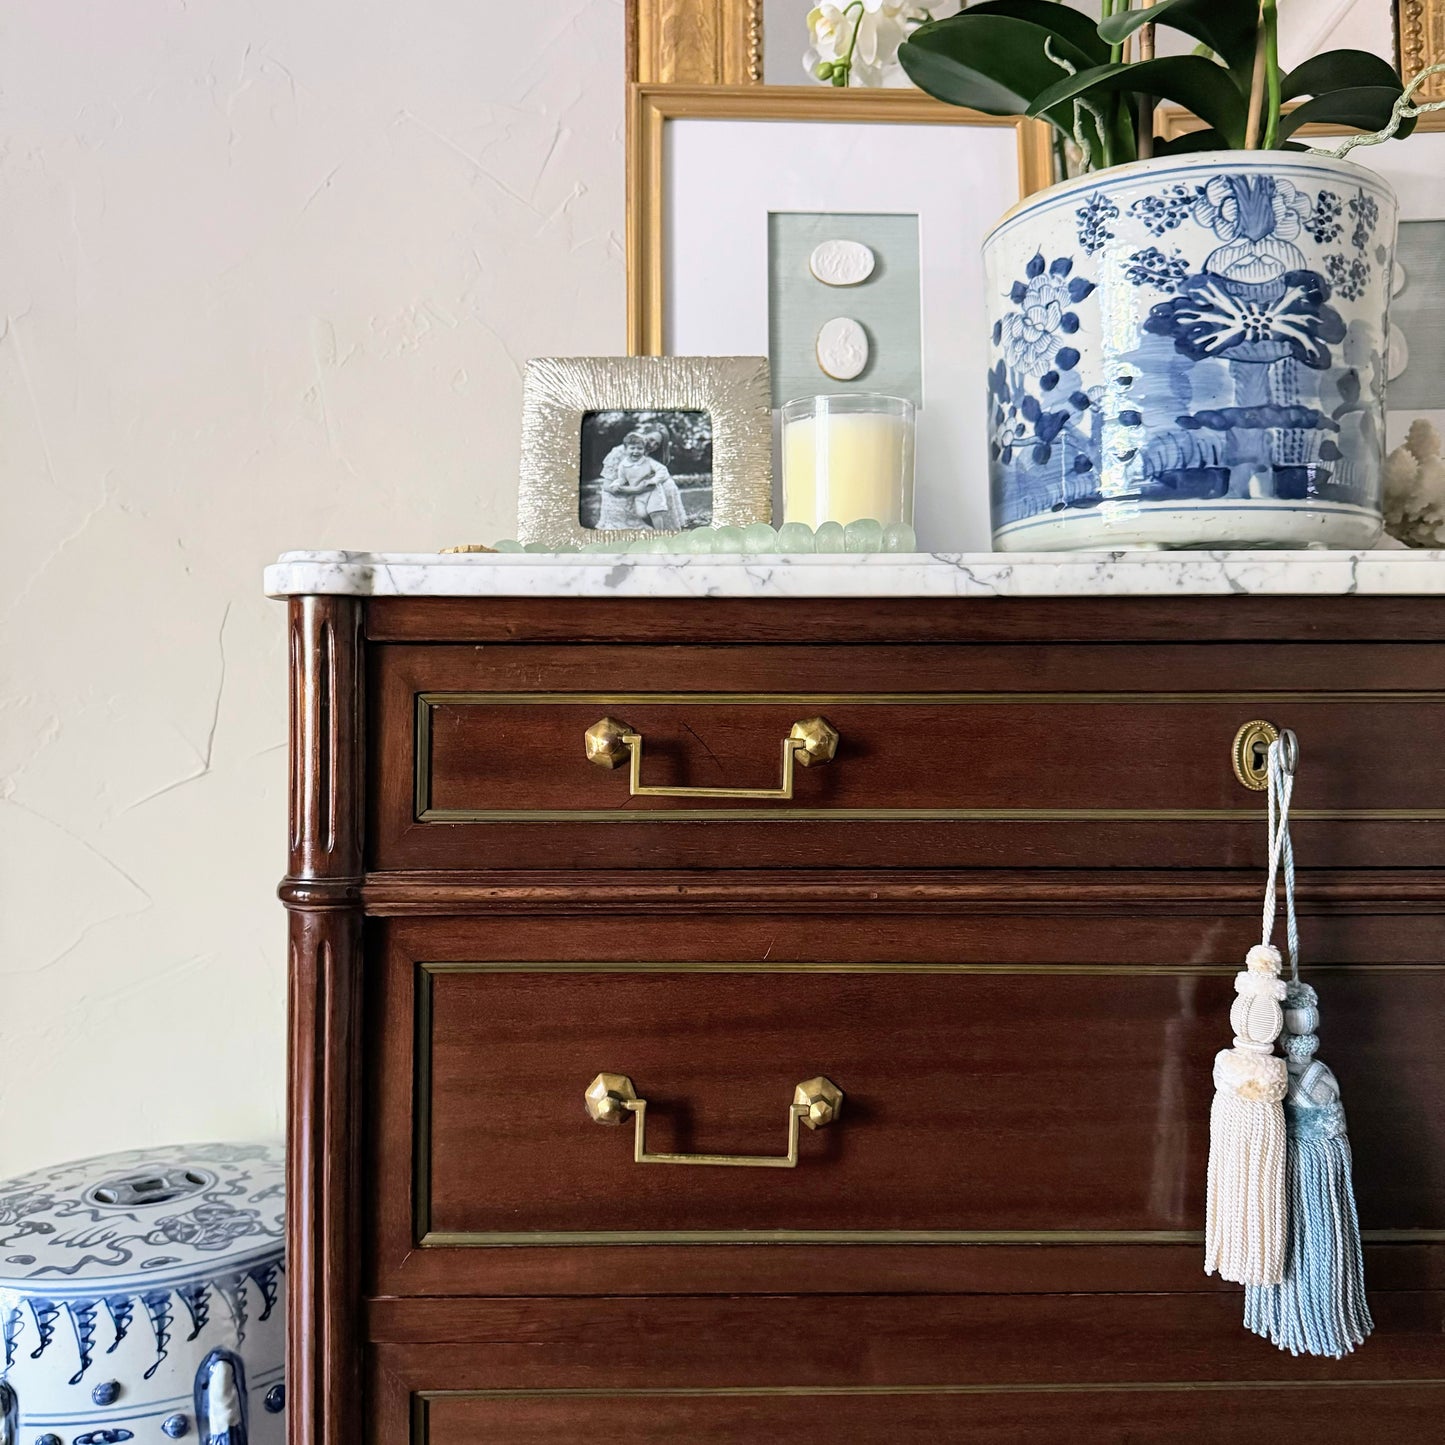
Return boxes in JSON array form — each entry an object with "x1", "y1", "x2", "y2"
[
  {"x1": 516, "y1": 354, "x2": 773, "y2": 547},
  {"x1": 627, "y1": 84, "x2": 1053, "y2": 354}
]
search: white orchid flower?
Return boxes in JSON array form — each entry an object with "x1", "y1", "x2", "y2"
[{"x1": 805, "y1": 1, "x2": 959, "y2": 88}]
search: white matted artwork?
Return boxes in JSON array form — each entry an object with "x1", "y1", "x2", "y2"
[
  {"x1": 1323, "y1": 129, "x2": 1445, "y2": 446},
  {"x1": 1388, "y1": 221, "x2": 1445, "y2": 410},
  {"x1": 664, "y1": 118, "x2": 1019, "y2": 548}
]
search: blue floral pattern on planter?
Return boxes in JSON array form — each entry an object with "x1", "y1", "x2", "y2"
[
  {"x1": 994, "y1": 252, "x2": 1094, "y2": 379},
  {"x1": 1125, "y1": 246, "x2": 1189, "y2": 290},
  {"x1": 983, "y1": 157, "x2": 1395, "y2": 548},
  {"x1": 1145, "y1": 269, "x2": 1346, "y2": 369},
  {"x1": 1130, "y1": 182, "x2": 1200, "y2": 236},
  {"x1": 1075, "y1": 193, "x2": 1118, "y2": 254}
]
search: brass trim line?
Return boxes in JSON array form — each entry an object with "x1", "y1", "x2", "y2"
[
  {"x1": 416, "y1": 1228, "x2": 1445, "y2": 1248},
  {"x1": 413, "y1": 963, "x2": 435, "y2": 1249},
  {"x1": 418, "y1": 1379, "x2": 1445, "y2": 1403},
  {"x1": 420, "y1": 806, "x2": 1445, "y2": 824},
  {"x1": 423, "y1": 961, "x2": 1445, "y2": 976},
  {"x1": 413, "y1": 690, "x2": 1445, "y2": 824},
  {"x1": 415, "y1": 1378, "x2": 1445, "y2": 1437},
  {"x1": 424, "y1": 689, "x2": 1442, "y2": 704}
]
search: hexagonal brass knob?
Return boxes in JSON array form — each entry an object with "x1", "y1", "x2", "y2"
[
  {"x1": 793, "y1": 1076, "x2": 844, "y2": 1130},
  {"x1": 584, "y1": 717, "x2": 634, "y2": 770},
  {"x1": 585, "y1": 1072, "x2": 638, "y2": 1124},
  {"x1": 789, "y1": 716, "x2": 839, "y2": 768}
]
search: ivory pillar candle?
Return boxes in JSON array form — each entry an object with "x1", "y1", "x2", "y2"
[{"x1": 781, "y1": 394, "x2": 915, "y2": 529}]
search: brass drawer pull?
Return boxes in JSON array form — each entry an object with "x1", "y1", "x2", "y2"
[
  {"x1": 584, "y1": 1073, "x2": 844, "y2": 1168},
  {"x1": 584, "y1": 715, "x2": 839, "y2": 799}
]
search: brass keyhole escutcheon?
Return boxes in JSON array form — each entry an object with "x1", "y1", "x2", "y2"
[{"x1": 1231, "y1": 719, "x2": 1280, "y2": 792}]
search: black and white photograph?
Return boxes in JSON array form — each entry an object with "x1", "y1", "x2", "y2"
[
  {"x1": 517, "y1": 355, "x2": 771, "y2": 547},
  {"x1": 578, "y1": 408, "x2": 713, "y2": 531}
]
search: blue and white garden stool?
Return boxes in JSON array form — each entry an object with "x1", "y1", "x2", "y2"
[{"x1": 0, "y1": 1143, "x2": 285, "y2": 1445}]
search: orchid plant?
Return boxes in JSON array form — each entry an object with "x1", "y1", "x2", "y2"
[{"x1": 897, "y1": 0, "x2": 1414, "y2": 171}]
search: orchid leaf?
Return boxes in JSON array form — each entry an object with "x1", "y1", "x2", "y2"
[
  {"x1": 898, "y1": 14, "x2": 1098, "y2": 115},
  {"x1": 1151, "y1": 128, "x2": 1231, "y2": 157},
  {"x1": 1278, "y1": 86, "x2": 1415, "y2": 140},
  {"x1": 1097, "y1": 0, "x2": 1259, "y2": 75},
  {"x1": 1283, "y1": 50, "x2": 1405, "y2": 101},
  {"x1": 1027, "y1": 57, "x2": 1249, "y2": 148},
  {"x1": 956, "y1": 0, "x2": 1112, "y2": 65}
]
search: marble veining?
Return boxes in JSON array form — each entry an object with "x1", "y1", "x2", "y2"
[{"x1": 265, "y1": 549, "x2": 1445, "y2": 599}]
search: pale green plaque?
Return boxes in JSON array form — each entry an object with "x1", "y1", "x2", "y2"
[{"x1": 767, "y1": 211, "x2": 922, "y2": 409}]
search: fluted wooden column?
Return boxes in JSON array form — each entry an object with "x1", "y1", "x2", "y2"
[{"x1": 282, "y1": 595, "x2": 364, "y2": 1445}]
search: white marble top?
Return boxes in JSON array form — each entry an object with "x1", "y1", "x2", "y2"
[{"x1": 264, "y1": 549, "x2": 1445, "y2": 599}]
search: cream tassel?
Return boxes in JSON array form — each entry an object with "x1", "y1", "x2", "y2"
[{"x1": 1204, "y1": 942, "x2": 1288, "y2": 1284}]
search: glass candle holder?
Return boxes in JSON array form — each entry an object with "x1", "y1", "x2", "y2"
[{"x1": 780, "y1": 393, "x2": 915, "y2": 529}]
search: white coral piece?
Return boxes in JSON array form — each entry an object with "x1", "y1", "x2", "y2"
[
  {"x1": 1383, "y1": 420, "x2": 1445, "y2": 548},
  {"x1": 1407, "y1": 416, "x2": 1441, "y2": 462}
]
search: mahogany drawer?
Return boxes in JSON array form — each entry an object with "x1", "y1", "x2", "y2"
[
  {"x1": 369, "y1": 642, "x2": 1445, "y2": 871},
  {"x1": 364, "y1": 913, "x2": 1445, "y2": 1299},
  {"x1": 367, "y1": 1295, "x2": 1445, "y2": 1445}
]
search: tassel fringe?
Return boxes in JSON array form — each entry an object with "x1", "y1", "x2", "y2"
[
  {"x1": 1204, "y1": 943, "x2": 1288, "y2": 1285},
  {"x1": 1205, "y1": 1079, "x2": 1287, "y2": 1284},
  {"x1": 1244, "y1": 1126, "x2": 1373, "y2": 1356},
  {"x1": 1243, "y1": 979, "x2": 1373, "y2": 1357}
]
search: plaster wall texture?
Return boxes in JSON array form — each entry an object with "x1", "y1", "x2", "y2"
[{"x1": 0, "y1": 0, "x2": 625, "y2": 1175}]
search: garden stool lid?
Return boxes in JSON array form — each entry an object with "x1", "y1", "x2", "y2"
[{"x1": 0, "y1": 1143, "x2": 284, "y2": 1300}]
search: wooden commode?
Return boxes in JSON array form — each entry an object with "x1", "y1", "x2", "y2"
[{"x1": 270, "y1": 551, "x2": 1445, "y2": 1443}]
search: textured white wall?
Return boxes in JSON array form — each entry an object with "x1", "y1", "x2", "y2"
[{"x1": 0, "y1": 0, "x2": 625, "y2": 1176}]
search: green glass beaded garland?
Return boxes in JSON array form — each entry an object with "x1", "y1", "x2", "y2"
[{"x1": 489, "y1": 521, "x2": 916, "y2": 556}]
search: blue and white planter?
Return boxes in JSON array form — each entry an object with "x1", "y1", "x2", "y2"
[
  {"x1": 983, "y1": 153, "x2": 1397, "y2": 550},
  {"x1": 0, "y1": 1143, "x2": 285, "y2": 1445}
]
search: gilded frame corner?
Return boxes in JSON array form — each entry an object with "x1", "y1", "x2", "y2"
[
  {"x1": 629, "y1": 0, "x2": 764, "y2": 85},
  {"x1": 516, "y1": 354, "x2": 773, "y2": 547},
  {"x1": 626, "y1": 83, "x2": 1053, "y2": 356},
  {"x1": 1400, "y1": 1, "x2": 1445, "y2": 96}
]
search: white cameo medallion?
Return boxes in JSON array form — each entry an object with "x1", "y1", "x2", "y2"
[
  {"x1": 809, "y1": 239, "x2": 876, "y2": 287},
  {"x1": 816, "y1": 316, "x2": 869, "y2": 380}
]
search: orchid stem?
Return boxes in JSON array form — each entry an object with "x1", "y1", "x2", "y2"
[
  {"x1": 1105, "y1": 0, "x2": 1124, "y2": 64},
  {"x1": 1244, "y1": 4, "x2": 1269, "y2": 149},
  {"x1": 1137, "y1": 1, "x2": 1157, "y2": 159},
  {"x1": 1261, "y1": 0, "x2": 1281, "y2": 149},
  {"x1": 830, "y1": 0, "x2": 866, "y2": 86}
]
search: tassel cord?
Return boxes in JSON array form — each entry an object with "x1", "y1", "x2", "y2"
[{"x1": 1263, "y1": 734, "x2": 1300, "y2": 982}]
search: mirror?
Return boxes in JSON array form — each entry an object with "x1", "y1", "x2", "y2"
[{"x1": 760, "y1": 0, "x2": 1405, "y2": 89}]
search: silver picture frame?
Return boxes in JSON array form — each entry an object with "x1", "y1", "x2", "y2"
[{"x1": 517, "y1": 355, "x2": 773, "y2": 547}]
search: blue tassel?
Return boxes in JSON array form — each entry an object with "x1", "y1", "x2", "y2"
[{"x1": 1243, "y1": 980, "x2": 1373, "y2": 1357}]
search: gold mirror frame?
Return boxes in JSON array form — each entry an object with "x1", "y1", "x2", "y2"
[
  {"x1": 628, "y1": 1, "x2": 1445, "y2": 92},
  {"x1": 629, "y1": 0, "x2": 764, "y2": 85},
  {"x1": 1402, "y1": 0, "x2": 1445, "y2": 98}
]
